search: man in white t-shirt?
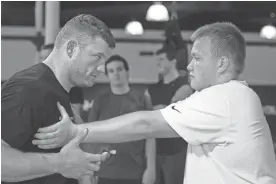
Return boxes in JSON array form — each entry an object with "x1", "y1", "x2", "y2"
[{"x1": 33, "y1": 22, "x2": 276, "y2": 184}]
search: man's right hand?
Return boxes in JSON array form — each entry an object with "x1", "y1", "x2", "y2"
[{"x1": 57, "y1": 128, "x2": 113, "y2": 179}]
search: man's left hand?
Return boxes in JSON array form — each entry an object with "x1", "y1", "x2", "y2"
[{"x1": 32, "y1": 102, "x2": 79, "y2": 149}]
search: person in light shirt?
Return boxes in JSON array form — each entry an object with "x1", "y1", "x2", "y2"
[{"x1": 33, "y1": 22, "x2": 276, "y2": 184}]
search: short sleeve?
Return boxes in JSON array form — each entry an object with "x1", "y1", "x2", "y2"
[
  {"x1": 160, "y1": 90, "x2": 231, "y2": 145},
  {"x1": 1, "y1": 96, "x2": 34, "y2": 149}
]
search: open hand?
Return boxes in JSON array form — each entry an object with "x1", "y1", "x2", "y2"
[
  {"x1": 33, "y1": 102, "x2": 78, "y2": 149},
  {"x1": 58, "y1": 128, "x2": 114, "y2": 179}
]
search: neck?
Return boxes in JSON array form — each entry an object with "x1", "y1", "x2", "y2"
[
  {"x1": 162, "y1": 69, "x2": 180, "y2": 84},
  {"x1": 43, "y1": 54, "x2": 72, "y2": 93},
  {"x1": 110, "y1": 83, "x2": 130, "y2": 95},
  {"x1": 216, "y1": 72, "x2": 239, "y2": 86}
]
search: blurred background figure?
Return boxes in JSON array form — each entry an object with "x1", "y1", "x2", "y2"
[
  {"x1": 147, "y1": 44, "x2": 193, "y2": 184},
  {"x1": 80, "y1": 55, "x2": 156, "y2": 184}
]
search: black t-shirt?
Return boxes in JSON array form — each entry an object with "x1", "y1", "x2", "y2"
[
  {"x1": 2, "y1": 63, "x2": 74, "y2": 184},
  {"x1": 69, "y1": 87, "x2": 84, "y2": 104},
  {"x1": 148, "y1": 76, "x2": 188, "y2": 156}
]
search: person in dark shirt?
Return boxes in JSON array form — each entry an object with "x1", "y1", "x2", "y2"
[
  {"x1": 80, "y1": 55, "x2": 156, "y2": 184},
  {"x1": 147, "y1": 45, "x2": 193, "y2": 184},
  {"x1": 1, "y1": 14, "x2": 115, "y2": 183}
]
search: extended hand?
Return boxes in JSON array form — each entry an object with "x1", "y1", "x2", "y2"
[
  {"x1": 57, "y1": 128, "x2": 113, "y2": 179},
  {"x1": 33, "y1": 102, "x2": 79, "y2": 149}
]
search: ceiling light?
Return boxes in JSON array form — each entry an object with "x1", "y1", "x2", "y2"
[
  {"x1": 260, "y1": 24, "x2": 276, "y2": 39},
  {"x1": 125, "y1": 20, "x2": 144, "y2": 35},
  {"x1": 146, "y1": 2, "x2": 169, "y2": 22}
]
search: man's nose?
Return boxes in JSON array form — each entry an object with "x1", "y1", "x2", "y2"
[{"x1": 187, "y1": 60, "x2": 194, "y2": 71}]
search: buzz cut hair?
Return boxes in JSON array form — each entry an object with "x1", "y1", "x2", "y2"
[
  {"x1": 191, "y1": 22, "x2": 246, "y2": 74},
  {"x1": 54, "y1": 14, "x2": 116, "y2": 49}
]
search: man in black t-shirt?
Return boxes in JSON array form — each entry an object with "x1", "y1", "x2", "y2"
[
  {"x1": 1, "y1": 14, "x2": 115, "y2": 183},
  {"x1": 147, "y1": 45, "x2": 194, "y2": 184}
]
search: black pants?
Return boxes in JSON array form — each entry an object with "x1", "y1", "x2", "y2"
[{"x1": 98, "y1": 177, "x2": 141, "y2": 184}]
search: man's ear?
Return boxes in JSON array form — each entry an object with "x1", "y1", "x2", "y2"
[
  {"x1": 67, "y1": 40, "x2": 78, "y2": 59},
  {"x1": 218, "y1": 56, "x2": 230, "y2": 73}
]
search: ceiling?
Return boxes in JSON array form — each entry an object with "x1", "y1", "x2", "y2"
[{"x1": 2, "y1": 1, "x2": 276, "y2": 32}]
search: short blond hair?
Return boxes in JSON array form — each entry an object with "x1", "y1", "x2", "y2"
[{"x1": 191, "y1": 22, "x2": 246, "y2": 74}]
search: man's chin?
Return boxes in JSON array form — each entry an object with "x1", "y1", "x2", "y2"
[{"x1": 190, "y1": 81, "x2": 197, "y2": 91}]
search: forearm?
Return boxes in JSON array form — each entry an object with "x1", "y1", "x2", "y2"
[
  {"x1": 1, "y1": 142, "x2": 61, "y2": 182},
  {"x1": 77, "y1": 110, "x2": 178, "y2": 144},
  {"x1": 145, "y1": 138, "x2": 156, "y2": 170},
  {"x1": 79, "y1": 111, "x2": 151, "y2": 143}
]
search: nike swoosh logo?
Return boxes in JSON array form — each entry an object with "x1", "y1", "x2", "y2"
[{"x1": 171, "y1": 105, "x2": 181, "y2": 113}]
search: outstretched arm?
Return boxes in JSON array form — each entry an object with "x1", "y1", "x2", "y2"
[
  {"x1": 79, "y1": 92, "x2": 179, "y2": 143},
  {"x1": 33, "y1": 103, "x2": 179, "y2": 149}
]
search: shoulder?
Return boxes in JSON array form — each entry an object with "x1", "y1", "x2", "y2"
[
  {"x1": 217, "y1": 81, "x2": 263, "y2": 111},
  {"x1": 174, "y1": 84, "x2": 228, "y2": 114},
  {"x1": 178, "y1": 81, "x2": 253, "y2": 112},
  {"x1": 2, "y1": 79, "x2": 47, "y2": 105},
  {"x1": 2, "y1": 68, "x2": 53, "y2": 108}
]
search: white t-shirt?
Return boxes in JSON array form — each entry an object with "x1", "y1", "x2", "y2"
[{"x1": 161, "y1": 80, "x2": 276, "y2": 184}]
